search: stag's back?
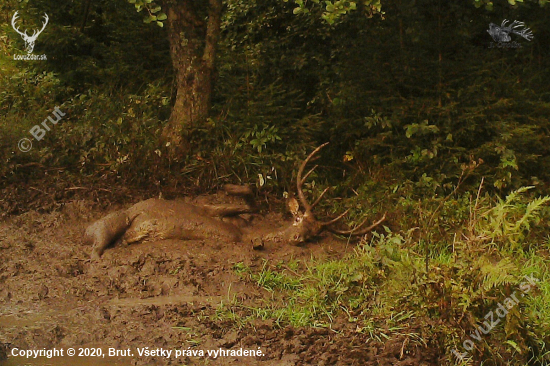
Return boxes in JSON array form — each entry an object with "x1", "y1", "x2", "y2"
[{"x1": 123, "y1": 198, "x2": 243, "y2": 244}]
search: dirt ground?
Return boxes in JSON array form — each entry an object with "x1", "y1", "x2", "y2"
[{"x1": 0, "y1": 197, "x2": 441, "y2": 366}]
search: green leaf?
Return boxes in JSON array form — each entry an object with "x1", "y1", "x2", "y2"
[
  {"x1": 505, "y1": 340, "x2": 521, "y2": 353},
  {"x1": 157, "y1": 12, "x2": 167, "y2": 20},
  {"x1": 156, "y1": 21, "x2": 164, "y2": 27},
  {"x1": 144, "y1": 15, "x2": 157, "y2": 23}
]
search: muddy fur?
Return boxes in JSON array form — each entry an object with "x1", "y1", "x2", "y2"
[
  {"x1": 85, "y1": 210, "x2": 133, "y2": 260},
  {"x1": 85, "y1": 198, "x2": 245, "y2": 259},
  {"x1": 85, "y1": 185, "x2": 289, "y2": 259},
  {"x1": 84, "y1": 182, "x2": 384, "y2": 259}
]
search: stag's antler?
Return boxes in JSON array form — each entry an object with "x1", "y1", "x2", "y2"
[
  {"x1": 11, "y1": 11, "x2": 49, "y2": 53},
  {"x1": 501, "y1": 19, "x2": 533, "y2": 41},
  {"x1": 34, "y1": 13, "x2": 49, "y2": 37},
  {"x1": 295, "y1": 142, "x2": 386, "y2": 236},
  {"x1": 296, "y1": 142, "x2": 329, "y2": 215},
  {"x1": 11, "y1": 12, "x2": 26, "y2": 38}
]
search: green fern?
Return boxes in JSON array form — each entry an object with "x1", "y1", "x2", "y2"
[
  {"x1": 512, "y1": 196, "x2": 550, "y2": 233},
  {"x1": 478, "y1": 187, "x2": 550, "y2": 249},
  {"x1": 476, "y1": 257, "x2": 517, "y2": 293}
]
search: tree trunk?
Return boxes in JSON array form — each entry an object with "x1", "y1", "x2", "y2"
[{"x1": 162, "y1": 0, "x2": 222, "y2": 149}]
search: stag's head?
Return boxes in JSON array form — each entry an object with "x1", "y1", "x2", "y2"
[
  {"x1": 261, "y1": 143, "x2": 386, "y2": 246},
  {"x1": 11, "y1": 11, "x2": 49, "y2": 54}
]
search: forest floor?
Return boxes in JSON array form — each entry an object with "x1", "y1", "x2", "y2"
[{"x1": 0, "y1": 195, "x2": 440, "y2": 366}]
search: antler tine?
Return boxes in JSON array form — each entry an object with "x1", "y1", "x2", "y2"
[
  {"x1": 38, "y1": 13, "x2": 49, "y2": 34},
  {"x1": 320, "y1": 208, "x2": 350, "y2": 227},
  {"x1": 300, "y1": 165, "x2": 318, "y2": 185},
  {"x1": 31, "y1": 13, "x2": 48, "y2": 39},
  {"x1": 509, "y1": 20, "x2": 533, "y2": 41},
  {"x1": 327, "y1": 212, "x2": 386, "y2": 236},
  {"x1": 296, "y1": 142, "x2": 329, "y2": 213},
  {"x1": 11, "y1": 11, "x2": 27, "y2": 37},
  {"x1": 510, "y1": 20, "x2": 524, "y2": 28},
  {"x1": 520, "y1": 29, "x2": 534, "y2": 40},
  {"x1": 311, "y1": 187, "x2": 330, "y2": 209}
]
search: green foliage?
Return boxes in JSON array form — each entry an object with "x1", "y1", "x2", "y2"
[
  {"x1": 9, "y1": 0, "x2": 171, "y2": 91},
  {"x1": 287, "y1": 0, "x2": 383, "y2": 23},
  {"x1": 4, "y1": 0, "x2": 550, "y2": 200},
  {"x1": 253, "y1": 260, "x2": 303, "y2": 291},
  {"x1": 0, "y1": 70, "x2": 64, "y2": 113},
  {"x1": 225, "y1": 203, "x2": 550, "y2": 364},
  {"x1": 241, "y1": 125, "x2": 282, "y2": 153},
  {"x1": 474, "y1": 0, "x2": 548, "y2": 9},
  {"x1": 0, "y1": 72, "x2": 171, "y2": 189},
  {"x1": 127, "y1": 0, "x2": 166, "y2": 27},
  {"x1": 316, "y1": 0, "x2": 550, "y2": 195},
  {"x1": 231, "y1": 245, "x2": 382, "y2": 327},
  {"x1": 477, "y1": 186, "x2": 550, "y2": 250}
]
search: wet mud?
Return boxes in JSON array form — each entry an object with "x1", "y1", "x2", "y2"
[{"x1": 0, "y1": 200, "x2": 439, "y2": 365}]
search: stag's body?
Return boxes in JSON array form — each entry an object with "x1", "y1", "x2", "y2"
[
  {"x1": 85, "y1": 197, "x2": 248, "y2": 259},
  {"x1": 86, "y1": 144, "x2": 386, "y2": 259}
]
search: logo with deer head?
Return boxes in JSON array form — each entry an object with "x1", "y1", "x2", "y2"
[
  {"x1": 487, "y1": 20, "x2": 533, "y2": 43},
  {"x1": 11, "y1": 11, "x2": 49, "y2": 54}
]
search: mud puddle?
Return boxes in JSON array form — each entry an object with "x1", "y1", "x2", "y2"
[
  {"x1": 0, "y1": 314, "x2": 47, "y2": 328},
  {"x1": 0, "y1": 311, "x2": 134, "y2": 366},
  {"x1": 108, "y1": 294, "x2": 222, "y2": 307}
]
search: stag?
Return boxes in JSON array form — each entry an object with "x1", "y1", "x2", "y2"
[
  {"x1": 85, "y1": 143, "x2": 386, "y2": 259},
  {"x1": 11, "y1": 11, "x2": 49, "y2": 54}
]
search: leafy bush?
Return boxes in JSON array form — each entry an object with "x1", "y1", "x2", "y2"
[{"x1": 222, "y1": 189, "x2": 550, "y2": 365}]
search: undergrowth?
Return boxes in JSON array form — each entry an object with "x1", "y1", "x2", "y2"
[{"x1": 215, "y1": 187, "x2": 550, "y2": 365}]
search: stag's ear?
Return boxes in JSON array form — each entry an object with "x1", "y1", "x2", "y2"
[{"x1": 287, "y1": 197, "x2": 300, "y2": 217}]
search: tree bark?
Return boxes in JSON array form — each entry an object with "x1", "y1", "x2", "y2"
[{"x1": 162, "y1": 0, "x2": 222, "y2": 149}]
